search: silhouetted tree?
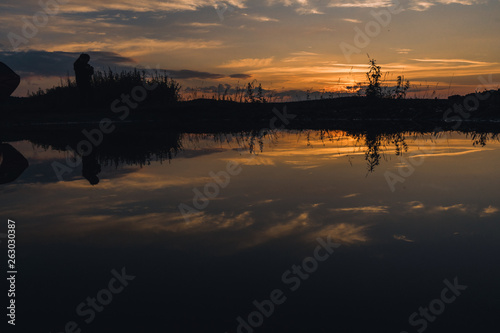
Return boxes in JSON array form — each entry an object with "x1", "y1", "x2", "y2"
[{"x1": 366, "y1": 58, "x2": 382, "y2": 98}]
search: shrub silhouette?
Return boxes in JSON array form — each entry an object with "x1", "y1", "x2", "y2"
[
  {"x1": 393, "y1": 75, "x2": 410, "y2": 99},
  {"x1": 366, "y1": 58, "x2": 382, "y2": 98},
  {"x1": 29, "y1": 69, "x2": 180, "y2": 110}
]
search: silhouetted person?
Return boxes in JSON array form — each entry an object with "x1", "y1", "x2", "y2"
[
  {"x1": 73, "y1": 53, "x2": 94, "y2": 105},
  {"x1": 0, "y1": 62, "x2": 20, "y2": 100},
  {"x1": 0, "y1": 143, "x2": 29, "y2": 185},
  {"x1": 82, "y1": 152, "x2": 101, "y2": 185}
]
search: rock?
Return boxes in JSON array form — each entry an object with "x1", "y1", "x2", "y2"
[{"x1": 0, "y1": 62, "x2": 21, "y2": 99}]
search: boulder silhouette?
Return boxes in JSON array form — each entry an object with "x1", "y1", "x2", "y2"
[{"x1": 0, "y1": 62, "x2": 21, "y2": 98}]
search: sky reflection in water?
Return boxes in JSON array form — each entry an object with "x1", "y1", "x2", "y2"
[{"x1": 1, "y1": 130, "x2": 499, "y2": 332}]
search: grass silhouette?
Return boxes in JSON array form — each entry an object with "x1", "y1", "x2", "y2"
[{"x1": 29, "y1": 69, "x2": 180, "y2": 110}]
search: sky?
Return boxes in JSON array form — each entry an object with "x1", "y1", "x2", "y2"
[{"x1": 0, "y1": 0, "x2": 499, "y2": 98}]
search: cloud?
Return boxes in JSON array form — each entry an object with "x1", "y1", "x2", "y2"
[
  {"x1": 167, "y1": 69, "x2": 225, "y2": 79},
  {"x1": 291, "y1": 51, "x2": 319, "y2": 56},
  {"x1": 411, "y1": 58, "x2": 492, "y2": 65},
  {"x1": 342, "y1": 18, "x2": 362, "y2": 23},
  {"x1": 52, "y1": 0, "x2": 247, "y2": 14},
  {"x1": 241, "y1": 13, "x2": 279, "y2": 21},
  {"x1": 283, "y1": 51, "x2": 319, "y2": 62},
  {"x1": 36, "y1": 38, "x2": 225, "y2": 58},
  {"x1": 393, "y1": 234, "x2": 415, "y2": 243},
  {"x1": 0, "y1": 50, "x2": 134, "y2": 77},
  {"x1": 0, "y1": 50, "x2": 243, "y2": 80},
  {"x1": 433, "y1": 204, "x2": 469, "y2": 213},
  {"x1": 436, "y1": 0, "x2": 487, "y2": 4},
  {"x1": 407, "y1": 0, "x2": 488, "y2": 10},
  {"x1": 409, "y1": 1, "x2": 435, "y2": 10},
  {"x1": 309, "y1": 223, "x2": 368, "y2": 244},
  {"x1": 480, "y1": 205, "x2": 499, "y2": 217},
  {"x1": 395, "y1": 48, "x2": 412, "y2": 54},
  {"x1": 267, "y1": 0, "x2": 324, "y2": 14},
  {"x1": 330, "y1": 205, "x2": 390, "y2": 214},
  {"x1": 296, "y1": 7, "x2": 325, "y2": 14},
  {"x1": 328, "y1": 0, "x2": 484, "y2": 10},
  {"x1": 408, "y1": 201, "x2": 425, "y2": 209},
  {"x1": 328, "y1": 0, "x2": 396, "y2": 8},
  {"x1": 229, "y1": 73, "x2": 252, "y2": 79},
  {"x1": 218, "y1": 57, "x2": 274, "y2": 68},
  {"x1": 177, "y1": 22, "x2": 222, "y2": 27}
]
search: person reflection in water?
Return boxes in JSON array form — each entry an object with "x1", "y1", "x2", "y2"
[
  {"x1": 73, "y1": 53, "x2": 94, "y2": 105},
  {"x1": 82, "y1": 152, "x2": 101, "y2": 185}
]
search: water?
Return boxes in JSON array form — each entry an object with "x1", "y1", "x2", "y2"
[{"x1": 1, "y1": 129, "x2": 499, "y2": 332}]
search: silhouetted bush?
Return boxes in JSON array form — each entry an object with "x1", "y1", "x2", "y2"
[
  {"x1": 28, "y1": 69, "x2": 180, "y2": 110},
  {"x1": 365, "y1": 58, "x2": 411, "y2": 99},
  {"x1": 366, "y1": 58, "x2": 382, "y2": 98}
]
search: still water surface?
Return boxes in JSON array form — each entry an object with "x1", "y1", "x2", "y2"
[{"x1": 1, "y1": 130, "x2": 499, "y2": 332}]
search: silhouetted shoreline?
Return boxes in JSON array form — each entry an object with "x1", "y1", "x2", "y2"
[{"x1": 2, "y1": 90, "x2": 499, "y2": 131}]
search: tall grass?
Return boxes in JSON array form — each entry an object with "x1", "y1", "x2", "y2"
[{"x1": 29, "y1": 69, "x2": 180, "y2": 109}]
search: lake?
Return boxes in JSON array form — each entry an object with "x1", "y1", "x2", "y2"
[{"x1": 1, "y1": 128, "x2": 499, "y2": 332}]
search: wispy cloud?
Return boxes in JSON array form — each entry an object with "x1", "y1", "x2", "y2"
[
  {"x1": 433, "y1": 204, "x2": 469, "y2": 213},
  {"x1": 266, "y1": 0, "x2": 324, "y2": 14},
  {"x1": 55, "y1": 0, "x2": 247, "y2": 14},
  {"x1": 167, "y1": 69, "x2": 226, "y2": 79},
  {"x1": 412, "y1": 58, "x2": 492, "y2": 65},
  {"x1": 396, "y1": 48, "x2": 413, "y2": 54},
  {"x1": 480, "y1": 205, "x2": 499, "y2": 217},
  {"x1": 342, "y1": 18, "x2": 362, "y2": 23},
  {"x1": 328, "y1": 0, "x2": 396, "y2": 8},
  {"x1": 408, "y1": 0, "x2": 487, "y2": 10},
  {"x1": 218, "y1": 57, "x2": 274, "y2": 68},
  {"x1": 409, "y1": 1, "x2": 435, "y2": 10},
  {"x1": 38, "y1": 38, "x2": 225, "y2": 57},
  {"x1": 330, "y1": 206, "x2": 390, "y2": 214},
  {"x1": 242, "y1": 14, "x2": 279, "y2": 21},
  {"x1": 296, "y1": 7, "x2": 325, "y2": 14},
  {"x1": 283, "y1": 51, "x2": 319, "y2": 62},
  {"x1": 408, "y1": 201, "x2": 425, "y2": 209},
  {"x1": 393, "y1": 234, "x2": 415, "y2": 243},
  {"x1": 229, "y1": 73, "x2": 252, "y2": 79},
  {"x1": 436, "y1": 0, "x2": 487, "y2": 4},
  {"x1": 328, "y1": 0, "x2": 485, "y2": 10},
  {"x1": 178, "y1": 22, "x2": 222, "y2": 27}
]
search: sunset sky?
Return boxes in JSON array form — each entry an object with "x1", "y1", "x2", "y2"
[{"x1": 1, "y1": 0, "x2": 499, "y2": 97}]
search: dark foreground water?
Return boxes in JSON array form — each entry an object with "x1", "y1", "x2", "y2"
[{"x1": 1, "y1": 129, "x2": 499, "y2": 332}]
